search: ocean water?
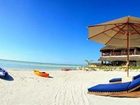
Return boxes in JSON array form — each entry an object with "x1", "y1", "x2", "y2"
[{"x1": 0, "y1": 59, "x2": 82, "y2": 71}]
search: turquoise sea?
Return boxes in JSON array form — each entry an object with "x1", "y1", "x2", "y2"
[{"x1": 0, "y1": 59, "x2": 82, "y2": 71}]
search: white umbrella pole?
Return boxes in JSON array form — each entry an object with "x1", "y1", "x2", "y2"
[{"x1": 126, "y1": 31, "x2": 130, "y2": 77}]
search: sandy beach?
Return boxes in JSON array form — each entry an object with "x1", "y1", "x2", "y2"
[{"x1": 0, "y1": 70, "x2": 140, "y2": 105}]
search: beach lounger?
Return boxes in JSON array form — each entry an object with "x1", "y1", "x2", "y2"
[
  {"x1": 88, "y1": 76, "x2": 140, "y2": 97},
  {"x1": 0, "y1": 67, "x2": 8, "y2": 78},
  {"x1": 109, "y1": 74, "x2": 140, "y2": 83},
  {"x1": 133, "y1": 74, "x2": 140, "y2": 80}
]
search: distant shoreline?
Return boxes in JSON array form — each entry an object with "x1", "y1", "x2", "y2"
[
  {"x1": 0, "y1": 58, "x2": 83, "y2": 66},
  {"x1": 0, "y1": 59, "x2": 82, "y2": 71}
]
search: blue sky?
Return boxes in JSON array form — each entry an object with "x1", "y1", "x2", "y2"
[{"x1": 0, "y1": 0, "x2": 140, "y2": 64}]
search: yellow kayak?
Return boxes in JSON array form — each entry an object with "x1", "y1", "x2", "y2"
[{"x1": 34, "y1": 70, "x2": 49, "y2": 78}]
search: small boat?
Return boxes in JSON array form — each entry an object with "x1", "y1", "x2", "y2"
[
  {"x1": 0, "y1": 68, "x2": 8, "y2": 78},
  {"x1": 61, "y1": 68, "x2": 72, "y2": 71},
  {"x1": 34, "y1": 70, "x2": 49, "y2": 78}
]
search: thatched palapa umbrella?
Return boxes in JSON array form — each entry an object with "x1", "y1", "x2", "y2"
[{"x1": 88, "y1": 16, "x2": 140, "y2": 77}]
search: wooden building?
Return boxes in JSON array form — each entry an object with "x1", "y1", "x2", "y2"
[{"x1": 99, "y1": 46, "x2": 140, "y2": 66}]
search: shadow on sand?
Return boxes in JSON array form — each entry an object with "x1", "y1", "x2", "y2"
[{"x1": 0, "y1": 74, "x2": 14, "y2": 81}]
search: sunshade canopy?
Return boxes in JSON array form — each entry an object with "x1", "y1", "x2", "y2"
[{"x1": 88, "y1": 16, "x2": 140, "y2": 47}]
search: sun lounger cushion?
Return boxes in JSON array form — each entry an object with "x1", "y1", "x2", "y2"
[
  {"x1": 109, "y1": 78, "x2": 122, "y2": 83},
  {"x1": 88, "y1": 82, "x2": 131, "y2": 92},
  {"x1": 133, "y1": 74, "x2": 140, "y2": 80},
  {"x1": 128, "y1": 77, "x2": 140, "y2": 90},
  {"x1": 109, "y1": 74, "x2": 140, "y2": 83}
]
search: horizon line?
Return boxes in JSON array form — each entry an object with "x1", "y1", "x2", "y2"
[{"x1": 0, "y1": 58, "x2": 83, "y2": 66}]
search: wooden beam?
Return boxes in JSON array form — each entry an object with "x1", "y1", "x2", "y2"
[
  {"x1": 130, "y1": 24, "x2": 140, "y2": 36},
  {"x1": 105, "y1": 24, "x2": 127, "y2": 45}
]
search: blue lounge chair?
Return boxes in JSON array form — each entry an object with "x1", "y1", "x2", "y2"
[
  {"x1": 109, "y1": 74, "x2": 140, "y2": 83},
  {"x1": 0, "y1": 67, "x2": 8, "y2": 78},
  {"x1": 88, "y1": 77, "x2": 140, "y2": 97},
  {"x1": 133, "y1": 74, "x2": 140, "y2": 80}
]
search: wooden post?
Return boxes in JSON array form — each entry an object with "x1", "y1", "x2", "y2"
[{"x1": 126, "y1": 31, "x2": 130, "y2": 77}]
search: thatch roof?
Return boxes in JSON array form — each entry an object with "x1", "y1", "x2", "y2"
[{"x1": 100, "y1": 45, "x2": 140, "y2": 51}]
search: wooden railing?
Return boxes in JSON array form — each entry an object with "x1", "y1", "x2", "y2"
[{"x1": 102, "y1": 52, "x2": 140, "y2": 56}]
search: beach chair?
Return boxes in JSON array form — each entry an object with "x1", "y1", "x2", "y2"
[
  {"x1": 0, "y1": 67, "x2": 8, "y2": 78},
  {"x1": 88, "y1": 76, "x2": 140, "y2": 97},
  {"x1": 109, "y1": 74, "x2": 140, "y2": 83}
]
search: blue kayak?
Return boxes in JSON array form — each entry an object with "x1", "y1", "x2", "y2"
[{"x1": 0, "y1": 68, "x2": 8, "y2": 78}]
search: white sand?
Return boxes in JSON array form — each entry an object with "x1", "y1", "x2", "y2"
[{"x1": 0, "y1": 70, "x2": 140, "y2": 105}]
